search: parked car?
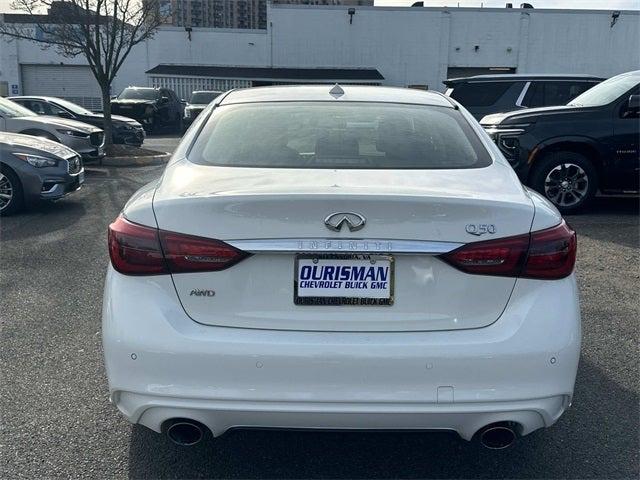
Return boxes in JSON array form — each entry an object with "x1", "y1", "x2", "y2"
[
  {"x1": 9, "y1": 96, "x2": 145, "y2": 147},
  {"x1": 183, "y1": 90, "x2": 223, "y2": 129},
  {"x1": 103, "y1": 85, "x2": 579, "y2": 449},
  {"x1": 0, "y1": 132, "x2": 84, "y2": 215},
  {"x1": 444, "y1": 74, "x2": 603, "y2": 119},
  {"x1": 481, "y1": 70, "x2": 639, "y2": 213},
  {"x1": 111, "y1": 86, "x2": 183, "y2": 133},
  {"x1": 0, "y1": 97, "x2": 105, "y2": 161}
]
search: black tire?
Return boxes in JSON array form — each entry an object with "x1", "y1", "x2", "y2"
[
  {"x1": 0, "y1": 165, "x2": 25, "y2": 216},
  {"x1": 530, "y1": 150, "x2": 598, "y2": 214}
]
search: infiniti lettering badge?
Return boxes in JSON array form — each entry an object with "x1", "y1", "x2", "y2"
[
  {"x1": 190, "y1": 289, "x2": 215, "y2": 297},
  {"x1": 324, "y1": 212, "x2": 366, "y2": 232}
]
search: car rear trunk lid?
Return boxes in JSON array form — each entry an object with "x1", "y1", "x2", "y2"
[{"x1": 151, "y1": 160, "x2": 534, "y2": 332}]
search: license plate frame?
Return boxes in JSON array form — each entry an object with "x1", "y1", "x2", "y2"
[{"x1": 294, "y1": 253, "x2": 394, "y2": 306}]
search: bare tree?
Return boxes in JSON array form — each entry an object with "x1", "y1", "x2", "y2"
[{"x1": 0, "y1": 0, "x2": 167, "y2": 148}]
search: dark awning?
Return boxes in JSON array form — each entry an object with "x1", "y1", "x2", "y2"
[{"x1": 145, "y1": 64, "x2": 384, "y2": 82}]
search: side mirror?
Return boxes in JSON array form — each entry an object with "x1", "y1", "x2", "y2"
[
  {"x1": 628, "y1": 94, "x2": 640, "y2": 110},
  {"x1": 160, "y1": 96, "x2": 169, "y2": 104}
]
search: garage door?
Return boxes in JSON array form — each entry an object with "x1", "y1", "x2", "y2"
[{"x1": 21, "y1": 64, "x2": 102, "y2": 111}]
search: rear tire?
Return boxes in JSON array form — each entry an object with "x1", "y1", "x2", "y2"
[
  {"x1": 0, "y1": 165, "x2": 24, "y2": 216},
  {"x1": 530, "y1": 150, "x2": 598, "y2": 214}
]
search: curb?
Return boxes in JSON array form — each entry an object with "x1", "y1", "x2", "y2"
[{"x1": 100, "y1": 152, "x2": 171, "y2": 167}]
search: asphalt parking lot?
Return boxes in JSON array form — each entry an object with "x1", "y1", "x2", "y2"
[{"x1": 1, "y1": 134, "x2": 638, "y2": 479}]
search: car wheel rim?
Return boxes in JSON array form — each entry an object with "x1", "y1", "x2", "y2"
[
  {"x1": 0, "y1": 173, "x2": 13, "y2": 211},
  {"x1": 544, "y1": 163, "x2": 589, "y2": 208}
]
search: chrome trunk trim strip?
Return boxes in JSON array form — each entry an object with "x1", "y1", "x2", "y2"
[{"x1": 226, "y1": 238, "x2": 463, "y2": 254}]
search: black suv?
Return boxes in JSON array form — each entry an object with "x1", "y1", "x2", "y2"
[
  {"x1": 481, "y1": 70, "x2": 639, "y2": 213},
  {"x1": 111, "y1": 87, "x2": 183, "y2": 133},
  {"x1": 444, "y1": 74, "x2": 602, "y2": 120}
]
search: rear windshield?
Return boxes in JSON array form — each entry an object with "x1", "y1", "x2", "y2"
[
  {"x1": 188, "y1": 102, "x2": 491, "y2": 169},
  {"x1": 118, "y1": 88, "x2": 159, "y2": 100},
  {"x1": 190, "y1": 91, "x2": 221, "y2": 104}
]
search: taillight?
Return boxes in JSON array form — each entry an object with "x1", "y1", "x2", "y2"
[
  {"x1": 441, "y1": 234, "x2": 530, "y2": 277},
  {"x1": 159, "y1": 231, "x2": 249, "y2": 273},
  {"x1": 108, "y1": 216, "x2": 166, "y2": 275},
  {"x1": 522, "y1": 221, "x2": 576, "y2": 279},
  {"x1": 108, "y1": 216, "x2": 249, "y2": 275},
  {"x1": 442, "y1": 220, "x2": 576, "y2": 280}
]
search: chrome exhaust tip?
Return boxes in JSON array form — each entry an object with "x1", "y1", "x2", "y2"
[
  {"x1": 478, "y1": 423, "x2": 517, "y2": 449},
  {"x1": 164, "y1": 419, "x2": 205, "y2": 446}
]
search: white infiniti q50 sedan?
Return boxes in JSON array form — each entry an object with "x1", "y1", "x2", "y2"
[{"x1": 102, "y1": 85, "x2": 580, "y2": 449}]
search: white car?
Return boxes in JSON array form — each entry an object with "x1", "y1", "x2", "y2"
[{"x1": 103, "y1": 85, "x2": 580, "y2": 449}]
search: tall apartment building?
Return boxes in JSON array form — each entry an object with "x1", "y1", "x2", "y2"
[{"x1": 164, "y1": 0, "x2": 373, "y2": 29}]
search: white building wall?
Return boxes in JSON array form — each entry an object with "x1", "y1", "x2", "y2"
[
  {"x1": 447, "y1": 10, "x2": 523, "y2": 69},
  {"x1": 270, "y1": 7, "x2": 445, "y2": 88},
  {"x1": 268, "y1": 6, "x2": 640, "y2": 89},
  {"x1": 114, "y1": 27, "x2": 268, "y2": 93},
  {"x1": 0, "y1": 24, "x2": 269, "y2": 96},
  {"x1": 0, "y1": 35, "x2": 20, "y2": 94},
  {"x1": 1, "y1": 6, "x2": 639, "y2": 97},
  {"x1": 522, "y1": 9, "x2": 639, "y2": 75}
]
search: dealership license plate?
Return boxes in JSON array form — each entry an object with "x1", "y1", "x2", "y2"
[{"x1": 294, "y1": 254, "x2": 394, "y2": 306}]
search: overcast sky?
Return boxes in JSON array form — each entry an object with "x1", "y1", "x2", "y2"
[{"x1": 1, "y1": 0, "x2": 639, "y2": 13}]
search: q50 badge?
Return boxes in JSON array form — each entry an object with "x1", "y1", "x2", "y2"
[{"x1": 465, "y1": 224, "x2": 496, "y2": 236}]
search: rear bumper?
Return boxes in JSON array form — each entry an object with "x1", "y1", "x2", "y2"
[
  {"x1": 102, "y1": 267, "x2": 581, "y2": 440},
  {"x1": 117, "y1": 392, "x2": 567, "y2": 441}
]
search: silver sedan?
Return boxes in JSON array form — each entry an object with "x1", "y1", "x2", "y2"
[{"x1": 0, "y1": 97, "x2": 105, "y2": 161}]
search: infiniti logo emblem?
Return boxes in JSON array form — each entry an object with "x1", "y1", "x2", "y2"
[{"x1": 324, "y1": 212, "x2": 366, "y2": 232}]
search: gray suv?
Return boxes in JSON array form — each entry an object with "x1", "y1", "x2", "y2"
[
  {"x1": 444, "y1": 74, "x2": 603, "y2": 119},
  {"x1": 0, "y1": 132, "x2": 84, "y2": 215}
]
